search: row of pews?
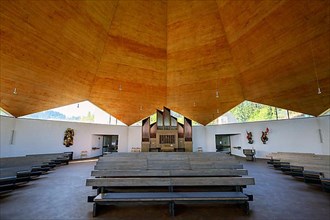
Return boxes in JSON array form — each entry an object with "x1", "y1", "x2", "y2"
[
  {"x1": 267, "y1": 152, "x2": 330, "y2": 192},
  {"x1": 86, "y1": 152, "x2": 255, "y2": 217},
  {"x1": 0, "y1": 152, "x2": 73, "y2": 193}
]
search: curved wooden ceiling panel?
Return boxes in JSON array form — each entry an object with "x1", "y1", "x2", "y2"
[
  {"x1": 0, "y1": 0, "x2": 329, "y2": 125},
  {"x1": 218, "y1": 0, "x2": 330, "y2": 117},
  {"x1": 167, "y1": 0, "x2": 243, "y2": 125},
  {"x1": 89, "y1": 0, "x2": 167, "y2": 125},
  {"x1": 0, "y1": 0, "x2": 118, "y2": 116}
]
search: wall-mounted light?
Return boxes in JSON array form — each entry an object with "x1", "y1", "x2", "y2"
[{"x1": 13, "y1": 88, "x2": 17, "y2": 95}]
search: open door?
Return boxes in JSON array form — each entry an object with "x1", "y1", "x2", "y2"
[
  {"x1": 102, "y1": 135, "x2": 118, "y2": 154},
  {"x1": 215, "y1": 135, "x2": 231, "y2": 153}
]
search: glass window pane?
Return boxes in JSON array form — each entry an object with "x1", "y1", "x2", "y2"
[
  {"x1": 0, "y1": 108, "x2": 14, "y2": 117},
  {"x1": 208, "y1": 101, "x2": 314, "y2": 125},
  {"x1": 20, "y1": 101, "x2": 126, "y2": 125}
]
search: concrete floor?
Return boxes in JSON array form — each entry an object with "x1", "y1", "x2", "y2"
[{"x1": 0, "y1": 158, "x2": 329, "y2": 220}]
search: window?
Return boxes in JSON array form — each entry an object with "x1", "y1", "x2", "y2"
[
  {"x1": 0, "y1": 108, "x2": 14, "y2": 117},
  {"x1": 20, "y1": 101, "x2": 126, "y2": 125},
  {"x1": 208, "y1": 101, "x2": 314, "y2": 125}
]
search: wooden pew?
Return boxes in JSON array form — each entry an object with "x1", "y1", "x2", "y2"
[
  {"x1": 87, "y1": 152, "x2": 255, "y2": 216},
  {"x1": 0, "y1": 177, "x2": 17, "y2": 193},
  {"x1": 96, "y1": 153, "x2": 242, "y2": 170},
  {"x1": 93, "y1": 191, "x2": 252, "y2": 217},
  {"x1": 0, "y1": 152, "x2": 71, "y2": 194},
  {"x1": 86, "y1": 176, "x2": 255, "y2": 216},
  {"x1": 267, "y1": 152, "x2": 330, "y2": 186}
]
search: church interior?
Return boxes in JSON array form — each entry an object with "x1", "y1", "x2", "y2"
[{"x1": 0, "y1": 0, "x2": 329, "y2": 219}]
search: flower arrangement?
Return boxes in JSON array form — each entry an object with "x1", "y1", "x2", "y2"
[
  {"x1": 261, "y1": 128, "x2": 269, "y2": 144},
  {"x1": 63, "y1": 128, "x2": 74, "y2": 147},
  {"x1": 246, "y1": 131, "x2": 254, "y2": 144}
]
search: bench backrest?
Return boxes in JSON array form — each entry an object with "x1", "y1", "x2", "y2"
[
  {"x1": 95, "y1": 152, "x2": 242, "y2": 171},
  {"x1": 91, "y1": 169, "x2": 248, "y2": 177},
  {"x1": 94, "y1": 162, "x2": 243, "y2": 170},
  {"x1": 86, "y1": 176, "x2": 255, "y2": 187}
]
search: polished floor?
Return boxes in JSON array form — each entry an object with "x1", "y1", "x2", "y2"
[{"x1": 0, "y1": 158, "x2": 329, "y2": 220}]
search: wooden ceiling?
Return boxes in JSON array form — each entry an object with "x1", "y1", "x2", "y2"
[{"x1": 1, "y1": 0, "x2": 329, "y2": 125}]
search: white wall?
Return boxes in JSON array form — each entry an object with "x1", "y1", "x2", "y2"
[
  {"x1": 0, "y1": 116, "x2": 128, "y2": 159},
  {"x1": 1, "y1": 115, "x2": 329, "y2": 159},
  {"x1": 316, "y1": 116, "x2": 330, "y2": 155},
  {"x1": 203, "y1": 116, "x2": 330, "y2": 158},
  {"x1": 192, "y1": 126, "x2": 206, "y2": 152},
  {"x1": 229, "y1": 134, "x2": 242, "y2": 156},
  {"x1": 127, "y1": 126, "x2": 142, "y2": 152}
]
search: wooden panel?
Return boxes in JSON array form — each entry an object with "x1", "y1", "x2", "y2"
[
  {"x1": 91, "y1": 169, "x2": 248, "y2": 177},
  {"x1": 170, "y1": 169, "x2": 248, "y2": 177},
  {"x1": 95, "y1": 160, "x2": 148, "y2": 170},
  {"x1": 167, "y1": 0, "x2": 243, "y2": 125},
  {"x1": 89, "y1": 0, "x2": 167, "y2": 125},
  {"x1": 170, "y1": 177, "x2": 255, "y2": 186},
  {"x1": 218, "y1": 0, "x2": 330, "y2": 116},
  {"x1": 86, "y1": 177, "x2": 255, "y2": 187},
  {"x1": 164, "y1": 107, "x2": 171, "y2": 128},
  {"x1": 184, "y1": 118, "x2": 192, "y2": 141},
  {"x1": 142, "y1": 118, "x2": 150, "y2": 142},
  {"x1": 86, "y1": 177, "x2": 171, "y2": 187},
  {"x1": 245, "y1": 33, "x2": 330, "y2": 115},
  {"x1": 216, "y1": 0, "x2": 284, "y2": 45},
  {"x1": 0, "y1": 0, "x2": 118, "y2": 116},
  {"x1": 157, "y1": 110, "x2": 164, "y2": 128},
  {"x1": 147, "y1": 159, "x2": 191, "y2": 170},
  {"x1": 1, "y1": 0, "x2": 329, "y2": 124},
  {"x1": 95, "y1": 191, "x2": 249, "y2": 202}
]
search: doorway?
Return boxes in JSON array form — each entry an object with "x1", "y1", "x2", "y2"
[
  {"x1": 102, "y1": 135, "x2": 118, "y2": 154},
  {"x1": 215, "y1": 135, "x2": 231, "y2": 153}
]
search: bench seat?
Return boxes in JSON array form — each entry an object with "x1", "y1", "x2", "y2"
[{"x1": 92, "y1": 191, "x2": 253, "y2": 216}]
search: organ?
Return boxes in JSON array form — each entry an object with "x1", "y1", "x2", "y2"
[{"x1": 141, "y1": 107, "x2": 192, "y2": 152}]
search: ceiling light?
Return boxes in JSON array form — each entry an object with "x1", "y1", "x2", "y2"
[
  {"x1": 13, "y1": 88, "x2": 17, "y2": 95},
  {"x1": 119, "y1": 84, "x2": 122, "y2": 91},
  {"x1": 310, "y1": 44, "x2": 322, "y2": 95},
  {"x1": 216, "y1": 90, "x2": 219, "y2": 98}
]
